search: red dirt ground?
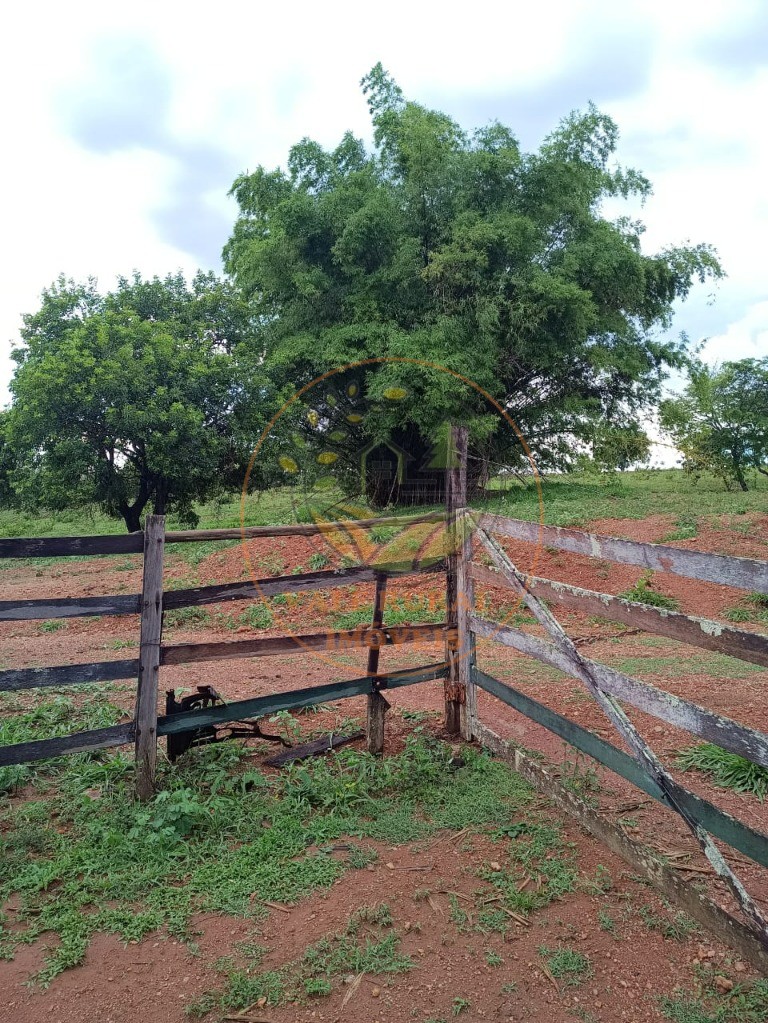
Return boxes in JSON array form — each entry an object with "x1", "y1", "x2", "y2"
[{"x1": 1, "y1": 509, "x2": 767, "y2": 1022}]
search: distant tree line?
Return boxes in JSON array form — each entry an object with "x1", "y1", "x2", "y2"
[{"x1": 2, "y1": 66, "x2": 762, "y2": 531}]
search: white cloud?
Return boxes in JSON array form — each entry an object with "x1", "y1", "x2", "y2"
[
  {"x1": 700, "y1": 301, "x2": 768, "y2": 363},
  {"x1": 1, "y1": 0, "x2": 767, "y2": 412}
]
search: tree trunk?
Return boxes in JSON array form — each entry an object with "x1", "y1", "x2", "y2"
[
  {"x1": 734, "y1": 464, "x2": 749, "y2": 492},
  {"x1": 120, "y1": 503, "x2": 144, "y2": 533},
  {"x1": 153, "y1": 478, "x2": 168, "y2": 516}
]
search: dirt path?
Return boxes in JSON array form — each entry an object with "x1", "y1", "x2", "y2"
[{"x1": 1, "y1": 509, "x2": 767, "y2": 1021}]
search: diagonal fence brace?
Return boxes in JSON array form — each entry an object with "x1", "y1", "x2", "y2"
[{"x1": 476, "y1": 525, "x2": 768, "y2": 947}]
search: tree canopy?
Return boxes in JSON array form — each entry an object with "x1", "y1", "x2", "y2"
[
  {"x1": 224, "y1": 63, "x2": 723, "y2": 497},
  {"x1": 7, "y1": 272, "x2": 259, "y2": 531},
  {"x1": 660, "y1": 357, "x2": 768, "y2": 491}
]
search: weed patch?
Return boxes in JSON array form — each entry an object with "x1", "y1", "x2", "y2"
[
  {"x1": 0, "y1": 725, "x2": 534, "y2": 984},
  {"x1": 677, "y1": 744, "x2": 768, "y2": 799},
  {"x1": 538, "y1": 945, "x2": 592, "y2": 986},
  {"x1": 619, "y1": 572, "x2": 680, "y2": 611}
]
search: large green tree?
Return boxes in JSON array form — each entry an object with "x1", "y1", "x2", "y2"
[
  {"x1": 224, "y1": 64, "x2": 723, "y2": 502},
  {"x1": 660, "y1": 357, "x2": 768, "y2": 491},
  {"x1": 7, "y1": 272, "x2": 259, "y2": 531}
]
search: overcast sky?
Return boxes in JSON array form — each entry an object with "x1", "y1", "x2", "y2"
[{"x1": 2, "y1": 0, "x2": 767, "y2": 449}]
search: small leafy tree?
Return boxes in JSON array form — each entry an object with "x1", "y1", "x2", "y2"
[
  {"x1": 660, "y1": 358, "x2": 768, "y2": 491},
  {"x1": 0, "y1": 410, "x2": 19, "y2": 509},
  {"x1": 7, "y1": 272, "x2": 259, "y2": 530},
  {"x1": 225, "y1": 64, "x2": 722, "y2": 500}
]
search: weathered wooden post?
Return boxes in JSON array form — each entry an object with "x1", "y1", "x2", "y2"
[
  {"x1": 366, "y1": 572, "x2": 389, "y2": 754},
  {"x1": 134, "y1": 514, "x2": 165, "y2": 800},
  {"x1": 457, "y1": 505, "x2": 476, "y2": 741},
  {"x1": 444, "y1": 425, "x2": 470, "y2": 734}
]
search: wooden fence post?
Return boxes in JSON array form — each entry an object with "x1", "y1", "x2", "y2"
[
  {"x1": 134, "y1": 515, "x2": 166, "y2": 800},
  {"x1": 457, "y1": 507, "x2": 476, "y2": 740},
  {"x1": 444, "y1": 425, "x2": 468, "y2": 734},
  {"x1": 366, "y1": 572, "x2": 388, "y2": 754}
]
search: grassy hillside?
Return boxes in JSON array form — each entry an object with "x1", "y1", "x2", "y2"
[{"x1": 0, "y1": 468, "x2": 764, "y2": 538}]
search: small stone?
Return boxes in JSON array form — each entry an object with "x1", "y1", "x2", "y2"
[
  {"x1": 386, "y1": 862, "x2": 395, "y2": 870},
  {"x1": 344, "y1": 975, "x2": 355, "y2": 985},
  {"x1": 404, "y1": 921, "x2": 411, "y2": 932},
  {"x1": 372, "y1": 986, "x2": 381, "y2": 997},
  {"x1": 490, "y1": 861, "x2": 502, "y2": 871},
  {"x1": 714, "y1": 976, "x2": 733, "y2": 994},
  {"x1": 735, "y1": 962, "x2": 746, "y2": 973},
  {"x1": 257, "y1": 996, "x2": 267, "y2": 1007}
]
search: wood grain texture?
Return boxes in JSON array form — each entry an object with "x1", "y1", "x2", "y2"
[
  {"x1": 472, "y1": 669, "x2": 768, "y2": 869},
  {"x1": 478, "y1": 512, "x2": 768, "y2": 593},
  {"x1": 0, "y1": 534, "x2": 144, "y2": 559},
  {"x1": 0, "y1": 593, "x2": 140, "y2": 621},
  {"x1": 471, "y1": 563, "x2": 768, "y2": 668},
  {"x1": 134, "y1": 516, "x2": 165, "y2": 801},
  {"x1": 163, "y1": 559, "x2": 445, "y2": 611},
  {"x1": 0, "y1": 658, "x2": 139, "y2": 693},
  {"x1": 0, "y1": 723, "x2": 134, "y2": 766},
  {"x1": 471, "y1": 614, "x2": 768, "y2": 769},
  {"x1": 366, "y1": 573, "x2": 388, "y2": 755},
  {"x1": 160, "y1": 622, "x2": 450, "y2": 666},
  {"x1": 444, "y1": 425, "x2": 468, "y2": 734}
]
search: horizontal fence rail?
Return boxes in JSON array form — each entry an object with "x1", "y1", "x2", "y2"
[
  {"x1": 478, "y1": 513, "x2": 768, "y2": 594},
  {"x1": 162, "y1": 559, "x2": 445, "y2": 610},
  {"x1": 471, "y1": 564, "x2": 768, "y2": 668},
  {"x1": 0, "y1": 534, "x2": 145, "y2": 559},
  {"x1": 0, "y1": 512, "x2": 446, "y2": 561},
  {"x1": 0, "y1": 658, "x2": 140, "y2": 693},
  {"x1": 160, "y1": 623, "x2": 451, "y2": 667},
  {"x1": 0, "y1": 625, "x2": 451, "y2": 693},
  {"x1": 470, "y1": 615, "x2": 768, "y2": 769},
  {"x1": 472, "y1": 667, "x2": 768, "y2": 869},
  {"x1": 0, "y1": 593, "x2": 141, "y2": 621},
  {"x1": 0, "y1": 663, "x2": 447, "y2": 768},
  {"x1": 0, "y1": 559, "x2": 446, "y2": 622}
]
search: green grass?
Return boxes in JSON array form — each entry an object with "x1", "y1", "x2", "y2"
[
  {"x1": 660, "y1": 975, "x2": 768, "y2": 1023},
  {"x1": 0, "y1": 715, "x2": 537, "y2": 986},
  {"x1": 677, "y1": 743, "x2": 768, "y2": 799},
  {"x1": 476, "y1": 820, "x2": 579, "y2": 926},
  {"x1": 660, "y1": 515, "x2": 699, "y2": 543},
  {"x1": 237, "y1": 603, "x2": 274, "y2": 630},
  {"x1": 3, "y1": 469, "x2": 765, "y2": 546},
  {"x1": 480, "y1": 467, "x2": 767, "y2": 528},
  {"x1": 163, "y1": 606, "x2": 213, "y2": 629},
  {"x1": 538, "y1": 945, "x2": 592, "y2": 986},
  {"x1": 637, "y1": 902, "x2": 699, "y2": 940},
  {"x1": 619, "y1": 571, "x2": 681, "y2": 611},
  {"x1": 190, "y1": 902, "x2": 412, "y2": 1015},
  {"x1": 609, "y1": 652, "x2": 765, "y2": 681},
  {"x1": 332, "y1": 595, "x2": 445, "y2": 630},
  {"x1": 722, "y1": 593, "x2": 768, "y2": 626}
]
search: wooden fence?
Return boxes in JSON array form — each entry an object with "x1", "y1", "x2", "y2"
[
  {"x1": 1, "y1": 453, "x2": 768, "y2": 957},
  {"x1": 0, "y1": 511, "x2": 451, "y2": 799}
]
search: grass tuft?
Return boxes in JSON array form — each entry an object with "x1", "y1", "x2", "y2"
[
  {"x1": 677, "y1": 744, "x2": 768, "y2": 800},
  {"x1": 619, "y1": 571, "x2": 680, "y2": 611}
]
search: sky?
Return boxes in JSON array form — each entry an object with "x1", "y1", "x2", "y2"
[{"x1": 1, "y1": 0, "x2": 767, "y2": 464}]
